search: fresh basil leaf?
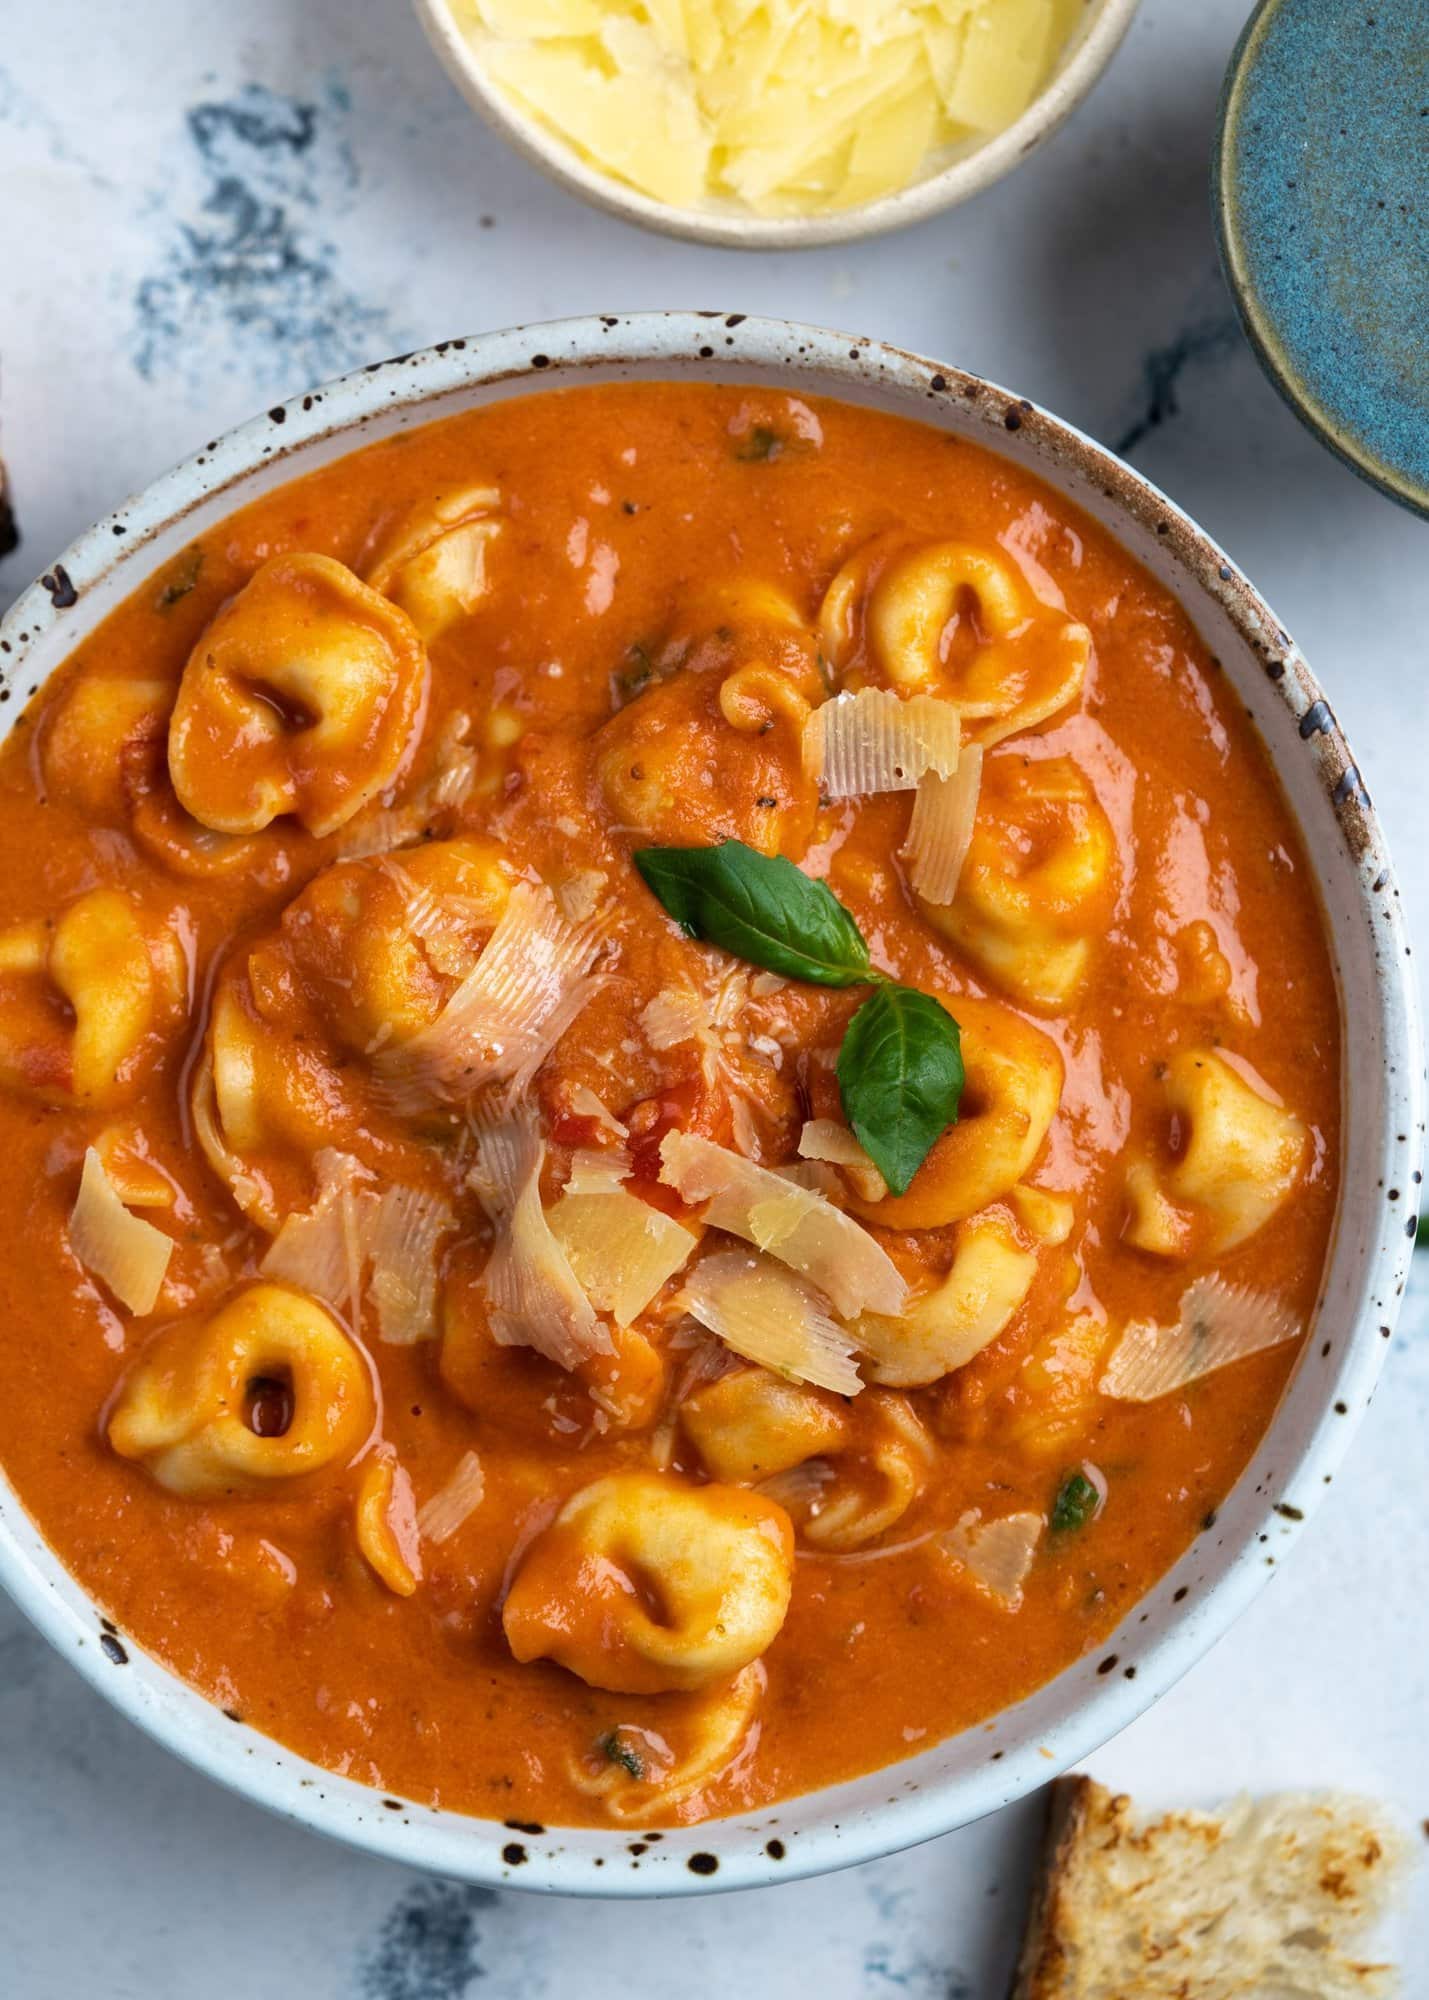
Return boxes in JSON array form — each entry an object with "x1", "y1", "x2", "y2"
[
  {"x1": 837, "y1": 985, "x2": 963, "y2": 1196},
  {"x1": 634, "y1": 840, "x2": 872, "y2": 987},
  {"x1": 1051, "y1": 1468, "x2": 1103, "y2": 1536}
]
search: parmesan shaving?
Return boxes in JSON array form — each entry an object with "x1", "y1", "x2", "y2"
[
  {"x1": 556, "y1": 867, "x2": 608, "y2": 924},
  {"x1": 68, "y1": 1147, "x2": 174, "y2": 1315},
  {"x1": 683, "y1": 1249, "x2": 863, "y2": 1396},
  {"x1": 337, "y1": 713, "x2": 480, "y2": 859},
  {"x1": 375, "y1": 883, "x2": 605, "y2": 1112},
  {"x1": 903, "y1": 743, "x2": 983, "y2": 904},
  {"x1": 472, "y1": 1107, "x2": 612, "y2": 1369},
  {"x1": 564, "y1": 1146, "x2": 631, "y2": 1196},
  {"x1": 940, "y1": 1507, "x2": 1043, "y2": 1608},
  {"x1": 756, "y1": 1457, "x2": 837, "y2": 1514},
  {"x1": 640, "y1": 985, "x2": 708, "y2": 1051},
  {"x1": 548, "y1": 1188, "x2": 697, "y2": 1326},
  {"x1": 803, "y1": 688, "x2": 959, "y2": 797},
  {"x1": 568, "y1": 1083, "x2": 627, "y2": 1139},
  {"x1": 260, "y1": 1149, "x2": 372, "y2": 1316},
  {"x1": 417, "y1": 1450, "x2": 486, "y2": 1544},
  {"x1": 367, "y1": 1183, "x2": 454, "y2": 1344},
  {"x1": 1100, "y1": 1276, "x2": 1299, "y2": 1403},
  {"x1": 797, "y1": 1116, "x2": 888, "y2": 1204},
  {"x1": 660, "y1": 1129, "x2": 906, "y2": 1318}
]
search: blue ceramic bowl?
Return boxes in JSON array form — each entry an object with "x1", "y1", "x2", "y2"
[{"x1": 1214, "y1": 0, "x2": 1429, "y2": 517}]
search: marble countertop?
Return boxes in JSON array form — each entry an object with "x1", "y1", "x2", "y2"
[{"x1": 1, "y1": 1, "x2": 1425, "y2": 1992}]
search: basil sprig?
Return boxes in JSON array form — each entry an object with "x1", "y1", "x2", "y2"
[{"x1": 634, "y1": 839, "x2": 962, "y2": 1195}]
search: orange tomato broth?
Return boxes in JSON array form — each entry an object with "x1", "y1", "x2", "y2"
[{"x1": 0, "y1": 383, "x2": 1339, "y2": 1827}]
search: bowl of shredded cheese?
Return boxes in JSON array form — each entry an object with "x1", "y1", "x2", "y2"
[{"x1": 414, "y1": 0, "x2": 1142, "y2": 246}]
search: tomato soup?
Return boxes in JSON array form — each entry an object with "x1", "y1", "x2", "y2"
[{"x1": 0, "y1": 384, "x2": 1339, "y2": 1826}]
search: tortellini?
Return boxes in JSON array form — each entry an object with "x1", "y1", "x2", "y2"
[
  {"x1": 920, "y1": 755, "x2": 1116, "y2": 1010},
  {"x1": 844, "y1": 995, "x2": 1063, "y2": 1231},
  {"x1": 108, "y1": 1281, "x2": 374, "y2": 1495},
  {"x1": 281, "y1": 838, "x2": 512, "y2": 1053},
  {"x1": 42, "y1": 673, "x2": 170, "y2": 819},
  {"x1": 821, "y1": 537, "x2": 1090, "y2": 745},
  {"x1": 502, "y1": 1470, "x2": 795, "y2": 1694},
  {"x1": 797, "y1": 1392, "x2": 936, "y2": 1551},
  {"x1": 998, "y1": 1312, "x2": 1108, "y2": 1457},
  {"x1": 595, "y1": 582, "x2": 822, "y2": 856},
  {"x1": 0, "y1": 889, "x2": 185, "y2": 1107},
  {"x1": 681, "y1": 1365, "x2": 850, "y2": 1482},
  {"x1": 853, "y1": 1209, "x2": 1038, "y2": 1387},
  {"x1": 1123, "y1": 1048, "x2": 1307, "y2": 1257},
  {"x1": 366, "y1": 483, "x2": 503, "y2": 641},
  {"x1": 167, "y1": 553, "x2": 430, "y2": 838}
]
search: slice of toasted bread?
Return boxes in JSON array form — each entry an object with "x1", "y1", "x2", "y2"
[{"x1": 1010, "y1": 1776, "x2": 1411, "y2": 1999}]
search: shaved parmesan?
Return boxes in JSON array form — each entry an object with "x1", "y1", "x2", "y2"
[
  {"x1": 756, "y1": 1457, "x2": 837, "y2": 1514},
  {"x1": 69, "y1": 1148, "x2": 173, "y2": 1315},
  {"x1": 556, "y1": 867, "x2": 608, "y2": 924},
  {"x1": 379, "y1": 858, "x2": 486, "y2": 981},
  {"x1": 903, "y1": 743, "x2": 983, "y2": 904},
  {"x1": 683, "y1": 1249, "x2": 863, "y2": 1396},
  {"x1": 1100, "y1": 1276, "x2": 1299, "y2": 1403},
  {"x1": 660, "y1": 1129, "x2": 906, "y2": 1318},
  {"x1": 941, "y1": 1507, "x2": 1043, "y2": 1608},
  {"x1": 338, "y1": 713, "x2": 480, "y2": 859},
  {"x1": 803, "y1": 688, "x2": 959, "y2": 797},
  {"x1": 417, "y1": 1450, "x2": 486, "y2": 1544},
  {"x1": 640, "y1": 985, "x2": 708, "y2": 1051},
  {"x1": 549, "y1": 1188, "x2": 697, "y2": 1326},
  {"x1": 564, "y1": 1146, "x2": 631, "y2": 1196},
  {"x1": 798, "y1": 1117, "x2": 888, "y2": 1204},
  {"x1": 472, "y1": 1108, "x2": 612, "y2": 1370},
  {"x1": 568, "y1": 1083, "x2": 627, "y2": 1139},
  {"x1": 368, "y1": 1183, "x2": 454, "y2": 1344},
  {"x1": 375, "y1": 883, "x2": 605, "y2": 1112},
  {"x1": 355, "y1": 1451, "x2": 423, "y2": 1596},
  {"x1": 261, "y1": 1150, "x2": 372, "y2": 1316}
]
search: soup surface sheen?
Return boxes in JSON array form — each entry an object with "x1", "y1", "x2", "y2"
[{"x1": 0, "y1": 384, "x2": 1339, "y2": 1828}]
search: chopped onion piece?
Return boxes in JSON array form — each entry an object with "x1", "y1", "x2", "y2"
[
  {"x1": 565, "y1": 1146, "x2": 631, "y2": 1196},
  {"x1": 660, "y1": 1129, "x2": 906, "y2": 1318},
  {"x1": 683, "y1": 1248, "x2": 863, "y2": 1395},
  {"x1": 1100, "y1": 1276, "x2": 1299, "y2": 1402},
  {"x1": 368, "y1": 1183, "x2": 454, "y2": 1344},
  {"x1": 69, "y1": 1148, "x2": 173, "y2": 1315},
  {"x1": 416, "y1": 1450, "x2": 486, "y2": 1545},
  {"x1": 798, "y1": 1116, "x2": 887, "y2": 1203},
  {"x1": 549, "y1": 1188, "x2": 697, "y2": 1326},
  {"x1": 473, "y1": 1107, "x2": 611, "y2": 1370},
  {"x1": 941, "y1": 1508, "x2": 1043, "y2": 1608},
  {"x1": 903, "y1": 743, "x2": 983, "y2": 904},
  {"x1": 376, "y1": 883, "x2": 605, "y2": 1112},
  {"x1": 803, "y1": 688, "x2": 959, "y2": 798}
]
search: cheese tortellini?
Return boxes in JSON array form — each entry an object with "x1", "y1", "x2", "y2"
[
  {"x1": 1124, "y1": 1048, "x2": 1307, "y2": 1257},
  {"x1": 844, "y1": 996, "x2": 1063, "y2": 1231},
  {"x1": 108, "y1": 1281, "x2": 374, "y2": 1495},
  {"x1": 681, "y1": 1365, "x2": 850, "y2": 1482},
  {"x1": 42, "y1": 673, "x2": 170, "y2": 819},
  {"x1": 853, "y1": 1209, "x2": 1038, "y2": 1387},
  {"x1": 821, "y1": 537, "x2": 1090, "y2": 745},
  {"x1": 366, "y1": 482, "x2": 503, "y2": 641},
  {"x1": 595, "y1": 582, "x2": 822, "y2": 856},
  {"x1": 0, "y1": 889, "x2": 184, "y2": 1106},
  {"x1": 280, "y1": 838, "x2": 512, "y2": 1053},
  {"x1": 502, "y1": 1471, "x2": 795, "y2": 1694},
  {"x1": 168, "y1": 553, "x2": 430, "y2": 838},
  {"x1": 920, "y1": 755, "x2": 1116, "y2": 1010}
]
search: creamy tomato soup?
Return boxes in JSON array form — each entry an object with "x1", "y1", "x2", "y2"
[{"x1": 0, "y1": 385, "x2": 1338, "y2": 1827}]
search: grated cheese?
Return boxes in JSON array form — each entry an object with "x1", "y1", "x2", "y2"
[{"x1": 456, "y1": 0, "x2": 1078, "y2": 217}]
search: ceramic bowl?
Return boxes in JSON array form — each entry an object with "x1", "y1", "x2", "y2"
[
  {"x1": 1214, "y1": 0, "x2": 1429, "y2": 517},
  {"x1": 0, "y1": 315, "x2": 1419, "y2": 1895},
  {"x1": 410, "y1": 0, "x2": 1143, "y2": 248}
]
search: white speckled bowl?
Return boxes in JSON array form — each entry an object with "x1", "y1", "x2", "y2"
[
  {"x1": 409, "y1": 0, "x2": 1143, "y2": 248},
  {"x1": 0, "y1": 316, "x2": 1420, "y2": 1895}
]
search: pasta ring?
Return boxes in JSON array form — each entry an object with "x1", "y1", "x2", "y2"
[
  {"x1": 108, "y1": 1281, "x2": 375, "y2": 1495},
  {"x1": 366, "y1": 483, "x2": 503, "y2": 641},
  {"x1": 167, "y1": 552, "x2": 430, "y2": 838}
]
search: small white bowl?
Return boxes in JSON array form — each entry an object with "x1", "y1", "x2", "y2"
[
  {"x1": 410, "y1": 0, "x2": 1143, "y2": 247},
  {"x1": 0, "y1": 315, "x2": 1419, "y2": 1895}
]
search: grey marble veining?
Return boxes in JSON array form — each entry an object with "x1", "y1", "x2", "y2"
[{"x1": 0, "y1": 1, "x2": 1425, "y2": 1993}]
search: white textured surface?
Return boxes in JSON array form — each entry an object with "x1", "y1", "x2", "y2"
[{"x1": 0, "y1": 1, "x2": 1425, "y2": 1993}]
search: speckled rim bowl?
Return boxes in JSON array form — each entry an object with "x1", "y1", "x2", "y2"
[
  {"x1": 0, "y1": 316, "x2": 1420, "y2": 1896},
  {"x1": 410, "y1": 0, "x2": 1142, "y2": 248}
]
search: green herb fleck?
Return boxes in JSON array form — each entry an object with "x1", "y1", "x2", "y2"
[
  {"x1": 734, "y1": 425, "x2": 783, "y2": 463},
  {"x1": 598, "y1": 1730, "x2": 644, "y2": 1780},
  {"x1": 155, "y1": 544, "x2": 204, "y2": 610},
  {"x1": 837, "y1": 984, "x2": 963, "y2": 1196},
  {"x1": 635, "y1": 839, "x2": 872, "y2": 988},
  {"x1": 1051, "y1": 1468, "x2": 1104, "y2": 1535}
]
